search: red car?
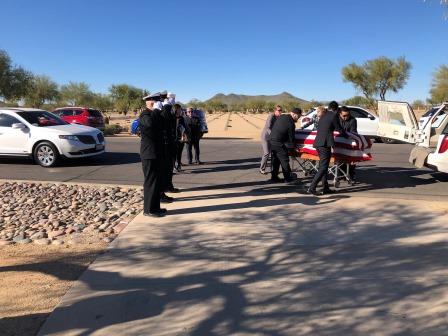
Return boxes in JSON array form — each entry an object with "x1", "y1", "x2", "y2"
[{"x1": 53, "y1": 107, "x2": 105, "y2": 131}]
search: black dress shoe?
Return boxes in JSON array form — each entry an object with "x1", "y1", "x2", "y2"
[
  {"x1": 197, "y1": 161, "x2": 204, "y2": 165},
  {"x1": 322, "y1": 188, "x2": 335, "y2": 194},
  {"x1": 270, "y1": 176, "x2": 283, "y2": 183},
  {"x1": 167, "y1": 187, "x2": 181, "y2": 193},
  {"x1": 160, "y1": 193, "x2": 174, "y2": 203},
  {"x1": 306, "y1": 188, "x2": 321, "y2": 196},
  {"x1": 143, "y1": 211, "x2": 166, "y2": 218}
]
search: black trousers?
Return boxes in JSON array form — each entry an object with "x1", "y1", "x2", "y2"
[
  {"x1": 309, "y1": 146, "x2": 331, "y2": 190},
  {"x1": 176, "y1": 141, "x2": 185, "y2": 167},
  {"x1": 187, "y1": 139, "x2": 200, "y2": 163},
  {"x1": 142, "y1": 159, "x2": 161, "y2": 213},
  {"x1": 161, "y1": 144, "x2": 175, "y2": 191},
  {"x1": 271, "y1": 142, "x2": 292, "y2": 179}
]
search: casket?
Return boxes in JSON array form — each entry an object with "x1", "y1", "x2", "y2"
[{"x1": 294, "y1": 130, "x2": 373, "y2": 162}]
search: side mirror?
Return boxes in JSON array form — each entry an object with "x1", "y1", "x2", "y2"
[
  {"x1": 12, "y1": 123, "x2": 26, "y2": 130},
  {"x1": 368, "y1": 115, "x2": 376, "y2": 120}
]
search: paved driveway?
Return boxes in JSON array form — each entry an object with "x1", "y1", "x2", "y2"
[{"x1": 0, "y1": 137, "x2": 447, "y2": 200}]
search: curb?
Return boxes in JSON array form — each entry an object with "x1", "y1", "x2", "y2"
[{"x1": 0, "y1": 179, "x2": 142, "y2": 189}]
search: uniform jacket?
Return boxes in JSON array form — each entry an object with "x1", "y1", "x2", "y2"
[{"x1": 139, "y1": 108, "x2": 164, "y2": 159}]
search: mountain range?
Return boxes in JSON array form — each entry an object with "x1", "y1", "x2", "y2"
[{"x1": 205, "y1": 92, "x2": 310, "y2": 105}]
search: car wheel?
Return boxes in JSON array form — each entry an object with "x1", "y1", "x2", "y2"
[
  {"x1": 381, "y1": 137, "x2": 398, "y2": 144},
  {"x1": 33, "y1": 142, "x2": 59, "y2": 167}
]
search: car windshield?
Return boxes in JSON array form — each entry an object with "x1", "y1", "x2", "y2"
[{"x1": 16, "y1": 111, "x2": 67, "y2": 127}]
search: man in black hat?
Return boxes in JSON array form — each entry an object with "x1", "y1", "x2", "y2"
[
  {"x1": 139, "y1": 92, "x2": 166, "y2": 217},
  {"x1": 269, "y1": 107, "x2": 302, "y2": 183}
]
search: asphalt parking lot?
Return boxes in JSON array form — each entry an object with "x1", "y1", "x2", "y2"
[{"x1": 1, "y1": 137, "x2": 447, "y2": 201}]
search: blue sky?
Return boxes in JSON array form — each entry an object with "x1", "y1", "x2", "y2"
[{"x1": 1, "y1": 0, "x2": 447, "y2": 103}]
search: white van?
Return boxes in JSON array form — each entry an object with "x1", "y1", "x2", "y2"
[{"x1": 377, "y1": 101, "x2": 448, "y2": 173}]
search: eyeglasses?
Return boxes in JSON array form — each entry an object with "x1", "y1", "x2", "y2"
[{"x1": 276, "y1": 109, "x2": 282, "y2": 112}]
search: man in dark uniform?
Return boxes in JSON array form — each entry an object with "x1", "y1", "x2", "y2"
[
  {"x1": 307, "y1": 103, "x2": 347, "y2": 195},
  {"x1": 269, "y1": 108, "x2": 302, "y2": 183},
  {"x1": 160, "y1": 103, "x2": 180, "y2": 196},
  {"x1": 139, "y1": 92, "x2": 166, "y2": 217}
]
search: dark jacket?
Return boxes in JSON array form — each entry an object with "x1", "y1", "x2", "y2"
[
  {"x1": 139, "y1": 108, "x2": 164, "y2": 159},
  {"x1": 176, "y1": 115, "x2": 190, "y2": 141},
  {"x1": 313, "y1": 111, "x2": 347, "y2": 148},
  {"x1": 186, "y1": 115, "x2": 201, "y2": 142},
  {"x1": 160, "y1": 104, "x2": 176, "y2": 145},
  {"x1": 269, "y1": 114, "x2": 296, "y2": 148},
  {"x1": 339, "y1": 115, "x2": 358, "y2": 133}
]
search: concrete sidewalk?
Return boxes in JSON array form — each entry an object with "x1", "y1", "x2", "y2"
[{"x1": 38, "y1": 187, "x2": 448, "y2": 336}]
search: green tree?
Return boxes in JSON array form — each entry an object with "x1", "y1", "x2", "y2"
[
  {"x1": 411, "y1": 99, "x2": 427, "y2": 110},
  {"x1": 187, "y1": 98, "x2": 202, "y2": 108},
  {"x1": 109, "y1": 84, "x2": 145, "y2": 116},
  {"x1": 0, "y1": 49, "x2": 33, "y2": 102},
  {"x1": 246, "y1": 99, "x2": 265, "y2": 113},
  {"x1": 24, "y1": 75, "x2": 59, "y2": 108},
  {"x1": 206, "y1": 99, "x2": 227, "y2": 112},
  {"x1": 343, "y1": 96, "x2": 374, "y2": 108},
  {"x1": 428, "y1": 65, "x2": 448, "y2": 104},
  {"x1": 342, "y1": 56, "x2": 411, "y2": 101},
  {"x1": 92, "y1": 93, "x2": 114, "y2": 112},
  {"x1": 60, "y1": 81, "x2": 94, "y2": 106}
]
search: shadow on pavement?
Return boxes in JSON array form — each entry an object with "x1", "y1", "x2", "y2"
[{"x1": 7, "y1": 201, "x2": 448, "y2": 336}]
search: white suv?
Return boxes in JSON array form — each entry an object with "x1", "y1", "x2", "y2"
[
  {"x1": 0, "y1": 108, "x2": 105, "y2": 167},
  {"x1": 300, "y1": 105, "x2": 379, "y2": 138}
]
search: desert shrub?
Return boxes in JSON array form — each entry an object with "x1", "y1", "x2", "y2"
[{"x1": 104, "y1": 124, "x2": 122, "y2": 136}]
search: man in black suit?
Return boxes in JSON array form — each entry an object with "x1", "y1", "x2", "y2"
[
  {"x1": 339, "y1": 106, "x2": 358, "y2": 182},
  {"x1": 139, "y1": 93, "x2": 166, "y2": 217},
  {"x1": 269, "y1": 108, "x2": 301, "y2": 183},
  {"x1": 307, "y1": 102, "x2": 347, "y2": 195}
]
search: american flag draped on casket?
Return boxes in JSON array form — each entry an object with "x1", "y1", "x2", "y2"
[{"x1": 293, "y1": 130, "x2": 373, "y2": 162}]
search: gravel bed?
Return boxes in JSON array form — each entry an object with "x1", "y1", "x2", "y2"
[{"x1": 0, "y1": 182, "x2": 143, "y2": 245}]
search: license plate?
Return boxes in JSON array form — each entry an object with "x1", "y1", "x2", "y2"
[{"x1": 95, "y1": 144, "x2": 104, "y2": 150}]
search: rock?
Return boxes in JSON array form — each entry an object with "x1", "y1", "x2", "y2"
[
  {"x1": 34, "y1": 238, "x2": 51, "y2": 245},
  {"x1": 51, "y1": 240, "x2": 64, "y2": 245},
  {"x1": 16, "y1": 238, "x2": 31, "y2": 244},
  {"x1": 98, "y1": 203, "x2": 107, "y2": 212},
  {"x1": 48, "y1": 230, "x2": 65, "y2": 238},
  {"x1": 98, "y1": 223, "x2": 111, "y2": 231},
  {"x1": 13, "y1": 233, "x2": 25, "y2": 242},
  {"x1": 30, "y1": 232, "x2": 47, "y2": 240},
  {"x1": 74, "y1": 224, "x2": 86, "y2": 231},
  {"x1": 102, "y1": 237, "x2": 113, "y2": 243},
  {"x1": 65, "y1": 228, "x2": 75, "y2": 235},
  {"x1": 0, "y1": 240, "x2": 13, "y2": 246}
]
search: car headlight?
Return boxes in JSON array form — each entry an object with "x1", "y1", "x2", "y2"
[{"x1": 59, "y1": 135, "x2": 80, "y2": 141}]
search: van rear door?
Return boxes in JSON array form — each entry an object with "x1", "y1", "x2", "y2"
[{"x1": 377, "y1": 101, "x2": 419, "y2": 144}]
